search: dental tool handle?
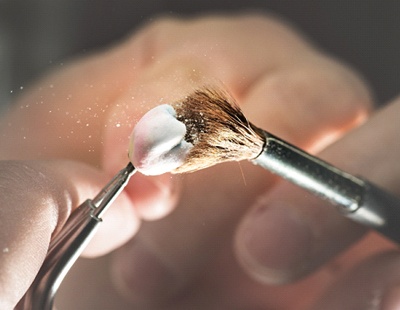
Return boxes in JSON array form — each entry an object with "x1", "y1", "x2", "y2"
[
  {"x1": 348, "y1": 181, "x2": 400, "y2": 243},
  {"x1": 18, "y1": 200, "x2": 101, "y2": 310},
  {"x1": 19, "y1": 163, "x2": 136, "y2": 310},
  {"x1": 253, "y1": 131, "x2": 400, "y2": 244}
]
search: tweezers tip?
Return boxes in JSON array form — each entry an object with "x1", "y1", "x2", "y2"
[{"x1": 126, "y1": 161, "x2": 136, "y2": 173}]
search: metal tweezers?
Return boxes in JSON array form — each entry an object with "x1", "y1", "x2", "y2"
[{"x1": 19, "y1": 162, "x2": 136, "y2": 310}]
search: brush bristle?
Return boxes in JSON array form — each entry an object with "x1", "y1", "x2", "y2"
[{"x1": 172, "y1": 88, "x2": 265, "y2": 173}]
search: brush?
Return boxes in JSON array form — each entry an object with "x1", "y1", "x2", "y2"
[{"x1": 129, "y1": 88, "x2": 400, "y2": 243}]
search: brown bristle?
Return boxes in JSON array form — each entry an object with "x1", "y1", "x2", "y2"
[{"x1": 172, "y1": 88, "x2": 265, "y2": 173}]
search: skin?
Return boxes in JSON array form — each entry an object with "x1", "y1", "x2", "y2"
[{"x1": 0, "y1": 13, "x2": 399, "y2": 309}]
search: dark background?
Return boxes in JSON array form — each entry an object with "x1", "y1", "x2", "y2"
[{"x1": 1, "y1": 0, "x2": 399, "y2": 110}]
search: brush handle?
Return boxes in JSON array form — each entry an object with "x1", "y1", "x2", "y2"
[
  {"x1": 253, "y1": 133, "x2": 365, "y2": 213},
  {"x1": 253, "y1": 131, "x2": 400, "y2": 243},
  {"x1": 347, "y1": 181, "x2": 400, "y2": 243}
]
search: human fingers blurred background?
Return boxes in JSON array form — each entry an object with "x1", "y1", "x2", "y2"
[{"x1": 2, "y1": 2, "x2": 400, "y2": 310}]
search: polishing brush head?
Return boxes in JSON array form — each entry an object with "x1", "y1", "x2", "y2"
[{"x1": 172, "y1": 88, "x2": 264, "y2": 173}]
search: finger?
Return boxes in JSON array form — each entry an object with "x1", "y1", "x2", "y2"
[
  {"x1": 235, "y1": 97, "x2": 400, "y2": 285},
  {"x1": 242, "y1": 56, "x2": 371, "y2": 152},
  {"x1": 311, "y1": 250, "x2": 400, "y2": 310},
  {"x1": 0, "y1": 160, "x2": 137, "y2": 308},
  {"x1": 104, "y1": 15, "x2": 372, "y2": 305}
]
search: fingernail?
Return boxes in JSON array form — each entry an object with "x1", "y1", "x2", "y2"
[
  {"x1": 236, "y1": 199, "x2": 314, "y2": 284},
  {"x1": 126, "y1": 173, "x2": 180, "y2": 220},
  {"x1": 381, "y1": 285, "x2": 400, "y2": 310}
]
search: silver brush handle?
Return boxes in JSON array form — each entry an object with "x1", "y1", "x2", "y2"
[
  {"x1": 346, "y1": 181, "x2": 400, "y2": 242},
  {"x1": 252, "y1": 132, "x2": 400, "y2": 243}
]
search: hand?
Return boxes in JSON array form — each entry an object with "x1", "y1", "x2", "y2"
[{"x1": 2, "y1": 13, "x2": 397, "y2": 309}]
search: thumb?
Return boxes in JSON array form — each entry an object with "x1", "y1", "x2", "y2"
[{"x1": 0, "y1": 160, "x2": 138, "y2": 308}]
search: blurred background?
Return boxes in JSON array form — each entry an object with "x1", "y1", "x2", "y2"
[{"x1": 0, "y1": 0, "x2": 399, "y2": 112}]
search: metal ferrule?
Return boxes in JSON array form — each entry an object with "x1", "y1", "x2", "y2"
[{"x1": 252, "y1": 131, "x2": 365, "y2": 213}]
